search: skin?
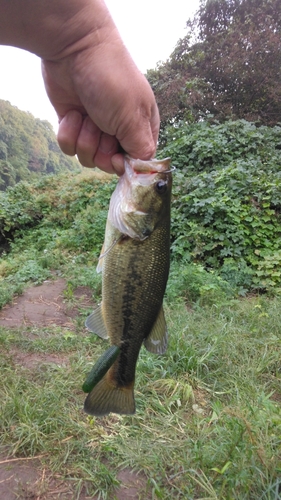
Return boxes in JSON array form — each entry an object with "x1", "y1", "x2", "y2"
[{"x1": 0, "y1": 0, "x2": 160, "y2": 175}]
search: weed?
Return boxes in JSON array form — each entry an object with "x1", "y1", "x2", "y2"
[{"x1": 0, "y1": 155, "x2": 280, "y2": 498}]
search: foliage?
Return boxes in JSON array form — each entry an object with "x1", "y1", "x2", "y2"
[
  {"x1": 160, "y1": 120, "x2": 281, "y2": 293},
  {"x1": 0, "y1": 100, "x2": 79, "y2": 190},
  {"x1": 147, "y1": 0, "x2": 281, "y2": 135},
  {"x1": 1, "y1": 117, "x2": 281, "y2": 300},
  {"x1": 0, "y1": 171, "x2": 116, "y2": 250},
  {"x1": 0, "y1": 126, "x2": 280, "y2": 497},
  {"x1": 166, "y1": 259, "x2": 234, "y2": 305},
  {"x1": 0, "y1": 171, "x2": 116, "y2": 308},
  {"x1": 0, "y1": 294, "x2": 280, "y2": 498},
  {"x1": 195, "y1": 0, "x2": 281, "y2": 122}
]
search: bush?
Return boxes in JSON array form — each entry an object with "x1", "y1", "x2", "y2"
[
  {"x1": 160, "y1": 120, "x2": 281, "y2": 291},
  {"x1": 166, "y1": 259, "x2": 234, "y2": 306}
]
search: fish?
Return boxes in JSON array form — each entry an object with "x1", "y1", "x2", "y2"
[{"x1": 84, "y1": 156, "x2": 173, "y2": 417}]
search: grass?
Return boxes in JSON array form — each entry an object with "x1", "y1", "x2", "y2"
[
  {"x1": 1, "y1": 294, "x2": 281, "y2": 499},
  {"x1": 0, "y1": 170, "x2": 280, "y2": 498}
]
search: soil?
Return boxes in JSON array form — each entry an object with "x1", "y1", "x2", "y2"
[
  {"x1": 0, "y1": 279, "x2": 150, "y2": 499},
  {"x1": 0, "y1": 278, "x2": 91, "y2": 329}
]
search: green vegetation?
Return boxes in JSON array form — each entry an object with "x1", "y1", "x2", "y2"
[
  {"x1": 0, "y1": 153, "x2": 280, "y2": 498},
  {"x1": 161, "y1": 120, "x2": 281, "y2": 295},
  {"x1": 147, "y1": 0, "x2": 281, "y2": 135},
  {"x1": 0, "y1": 292, "x2": 280, "y2": 498},
  {"x1": 0, "y1": 170, "x2": 114, "y2": 308},
  {"x1": 1, "y1": 120, "x2": 281, "y2": 301},
  {"x1": 0, "y1": 99, "x2": 79, "y2": 190},
  {"x1": 0, "y1": 1, "x2": 280, "y2": 497}
]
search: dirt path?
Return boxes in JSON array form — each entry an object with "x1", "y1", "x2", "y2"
[
  {"x1": 0, "y1": 278, "x2": 92, "y2": 329},
  {"x1": 0, "y1": 280, "x2": 148, "y2": 499}
]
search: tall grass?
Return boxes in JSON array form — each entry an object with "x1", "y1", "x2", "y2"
[
  {"x1": 0, "y1": 171, "x2": 280, "y2": 498},
  {"x1": 1, "y1": 294, "x2": 280, "y2": 499}
]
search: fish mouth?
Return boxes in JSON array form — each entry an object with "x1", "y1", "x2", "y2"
[{"x1": 125, "y1": 156, "x2": 175, "y2": 176}]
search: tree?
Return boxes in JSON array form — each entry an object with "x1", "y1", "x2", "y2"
[
  {"x1": 0, "y1": 100, "x2": 79, "y2": 190},
  {"x1": 147, "y1": 0, "x2": 281, "y2": 133}
]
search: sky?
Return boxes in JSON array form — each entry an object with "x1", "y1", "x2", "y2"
[{"x1": 0, "y1": 0, "x2": 199, "y2": 133}]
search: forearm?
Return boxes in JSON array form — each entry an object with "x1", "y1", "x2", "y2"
[{"x1": 0, "y1": 0, "x2": 115, "y2": 59}]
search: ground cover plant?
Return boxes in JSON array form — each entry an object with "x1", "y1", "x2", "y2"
[
  {"x1": 160, "y1": 120, "x2": 281, "y2": 295},
  {"x1": 0, "y1": 286, "x2": 280, "y2": 498},
  {"x1": 0, "y1": 155, "x2": 280, "y2": 498},
  {"x1": 1, "y1": 0, "x2": 280, "y2": 494}
]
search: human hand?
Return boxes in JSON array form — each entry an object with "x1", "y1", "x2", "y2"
[
  {"x1": 41, "y1": 3, "x2": 159, "y2": 175},
  {"x1": 0, "y1": 0, "x2": 159, "y2": 176},
  {"x1": 42, "y1": 44, "x2": 159, "y2": 175}
]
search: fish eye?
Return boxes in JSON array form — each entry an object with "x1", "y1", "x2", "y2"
[{"x1": 155, "y1": 180, "x2": 167, "y2": 194}]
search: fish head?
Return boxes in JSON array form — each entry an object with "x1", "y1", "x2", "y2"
[{"x1": 109, "y1": 156, "x2": 172, "y2": 240}]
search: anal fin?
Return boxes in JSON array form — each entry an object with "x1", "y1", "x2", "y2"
[
  {"x1": 96, "y1": 243, "x2": 105, "y2": 273},
  {"x1": 143, "y1": 306, "x2": 168, "y2": 354}
]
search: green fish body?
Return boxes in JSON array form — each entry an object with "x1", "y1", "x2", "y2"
[{"x1": 84, "y1": 157, "x2": 172, "y2": 416}]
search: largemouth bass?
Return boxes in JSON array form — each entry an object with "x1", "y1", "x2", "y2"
[{"x1": 84, "y1": 156, "x2": 173, "y2": 416}]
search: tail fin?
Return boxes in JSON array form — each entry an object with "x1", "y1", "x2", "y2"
[{"x1": 84, "y1": 376, "x2": 135, "y2": 417}]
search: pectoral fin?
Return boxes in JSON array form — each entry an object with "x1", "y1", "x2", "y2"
[
  {"x1": 96, "y1": 236, "x2": 123, "y2": 273},
  {"x1": 85, "y1": 304, "x2": 109, "y2": 339},
  {"x1": 143, "y1": 306, "x2": 168, "y2": 354},
  {"x1": 96, "y1": 244, "x2": 105, "y2": 273}
]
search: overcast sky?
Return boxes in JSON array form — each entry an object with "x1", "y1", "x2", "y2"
[{"x1": 0, "y1": 1, "x2": 199, "y2": 132}]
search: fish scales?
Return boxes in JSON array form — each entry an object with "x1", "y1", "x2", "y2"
[
  {"x1": 103, "y1": 223, "x2": 170, "y2": 386},
  {"x1": 84, "y1": 156, "x2": 172, "y2": 417}
]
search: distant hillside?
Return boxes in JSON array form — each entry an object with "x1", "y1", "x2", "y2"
[{"x1": 0, "y1": 100, "x2": 80, "y2": 190}]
